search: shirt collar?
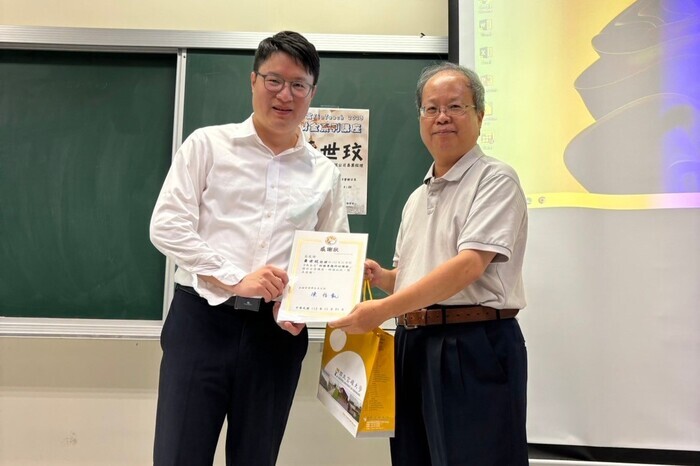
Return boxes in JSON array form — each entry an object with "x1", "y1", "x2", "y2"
[
  {"x1": 423, "y1": 144, "x2": 484, "y2": 185},
  {"x1": 233, "y1": 115, "x2": 258, "y2": 139},
  {"x1": 236, "y1": 114, "x2": 308, "y2": 158}
]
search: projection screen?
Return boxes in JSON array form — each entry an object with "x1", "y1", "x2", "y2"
[{"x1": 458, "y1": 0, "x2": 700, "y2": 457}]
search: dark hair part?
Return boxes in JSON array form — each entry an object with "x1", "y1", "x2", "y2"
[
  {"x1": 254, "y1": 31, "x2": 320, "y2": 85},
  {"x1": 415, "y1": 62, "x2": 485, "y2": 114}
]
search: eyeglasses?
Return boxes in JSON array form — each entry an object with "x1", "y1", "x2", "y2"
[
  {"x1": 255, "y1": 72, "x2": 315, "y2": 98},
  {"x1": 419, "y1": 104, "x2": 477, "y2": 119}
]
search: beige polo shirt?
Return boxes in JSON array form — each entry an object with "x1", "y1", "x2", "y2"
[{"x1": 393, "y1": 144, "x2": 528, "y2": 310}]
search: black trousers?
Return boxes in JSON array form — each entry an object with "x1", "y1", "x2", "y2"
[
  {"x1": 390, "y1": 318, "x2": 528, "y2": 466},
  {"x1": 153, "y1": 289, "x2": 308, "y2": 466}
]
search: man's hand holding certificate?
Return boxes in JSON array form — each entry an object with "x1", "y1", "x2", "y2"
[{"x1": 277, "y1": 230, "x2": 368, "y2": 323}]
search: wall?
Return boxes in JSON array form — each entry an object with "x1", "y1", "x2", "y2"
[
  {"x1": 0, "y1": 338, "x2": 391, "y2": 465},
  {"x1": 0, "y1": 0, "x2": 447, "y2": 36},
  {"x1": 0, "y1": 1, "x2": 447, "y2": 464}
]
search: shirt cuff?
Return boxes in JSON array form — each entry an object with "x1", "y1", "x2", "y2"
[{"x1": 191, "y1": 265, "x2": 246, "y2": 306}]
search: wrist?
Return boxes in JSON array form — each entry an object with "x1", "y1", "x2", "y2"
[
  {"x1": 382, "y1": 293, "x2": 414, "y2": 319},
  {"x1": 375, "y1": 298, "x2": 398, "y2": 321}
]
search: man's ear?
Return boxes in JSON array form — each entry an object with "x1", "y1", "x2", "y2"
[{"x1": 250, "y1": 71, "x2": 257, "y2": 92}]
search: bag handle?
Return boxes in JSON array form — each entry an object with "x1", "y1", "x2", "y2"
[{"x1": 363, "y1": 278, "x2": 373, "y2": 301}]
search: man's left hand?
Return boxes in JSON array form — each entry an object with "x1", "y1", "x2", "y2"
[{"x1": 272, "y1": 302, "x2": 306, "y2": 336}]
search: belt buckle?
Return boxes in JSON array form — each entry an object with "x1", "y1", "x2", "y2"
[
  {"x1": 396, "y1": 309, "x2": 426, "y2": 330},
  {"x1": 395, "y1": 314, "x2": 416, "y2": 330}
]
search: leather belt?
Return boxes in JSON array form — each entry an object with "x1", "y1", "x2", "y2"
[
  {"x1": 396, "y1": 305, "x2": 519, "y2": 329},
  {"x1": 175, "y1": 284, "x2": 273, "y2": 312}
]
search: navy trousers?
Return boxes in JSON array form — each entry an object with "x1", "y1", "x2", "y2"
[
  {"x1": 390, "y1": 318, "x2": 528, "y2": 466},
  {"x1": 153, "y1": 289, "x2": 308, "y2": 466}
]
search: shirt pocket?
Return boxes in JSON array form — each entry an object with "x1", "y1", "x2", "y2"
[{"x1": 285, "y1": 187, "x2": 324, "y2": 230}]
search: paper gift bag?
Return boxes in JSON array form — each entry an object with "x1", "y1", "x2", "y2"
[{"x1": 317, "y1": 288, "x2": 395, "y2": 438}]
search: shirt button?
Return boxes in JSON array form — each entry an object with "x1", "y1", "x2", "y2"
[{"x1": 260, "y1": 242, "x2": 267, "y2": 248}]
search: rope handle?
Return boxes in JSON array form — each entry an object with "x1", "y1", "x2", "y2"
[{"x1": 362, "y1": 278, "x2": 373, "y2": 301}]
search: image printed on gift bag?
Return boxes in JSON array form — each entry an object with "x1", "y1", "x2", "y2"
[
  {"x1": 317, "y1": 280, "x2": 395, "y2": 438},
  {"x1": 318, "y1": 328, "x2": 367, "y2": 423}
]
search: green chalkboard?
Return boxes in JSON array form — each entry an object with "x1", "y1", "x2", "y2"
[
  {"x1": 184, "y1": 50, "x2": 445, "y2": 276},
  {"x1": 0, "y1": 50, "x2": 176, "y2": 320}
]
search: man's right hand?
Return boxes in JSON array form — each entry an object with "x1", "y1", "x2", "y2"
[
  {"x1": 232, "y1": 265, "x2": 288, "y2": 302},
  {"x1": 364, "y1": 259, "x2": 397, "y2": 294},
  {"x1": 364, "y1": 259, "x2": 383, "y2": 286}
]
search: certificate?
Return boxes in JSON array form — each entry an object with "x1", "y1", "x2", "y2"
[{"x1": 278, "y1": 230, "x2": 368, "y2": 323}]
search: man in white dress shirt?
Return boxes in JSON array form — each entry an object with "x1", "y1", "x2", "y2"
[{"x1": 150, "y1": 31, "x2": 349, "y2": 466}]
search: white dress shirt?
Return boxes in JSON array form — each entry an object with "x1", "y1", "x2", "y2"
[{"x1": 150, "y1": 116, "x2": 349, "y2": 305}]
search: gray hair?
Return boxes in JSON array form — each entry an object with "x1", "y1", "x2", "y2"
[{"x1": 415, "y1": 62, "x2": 485, "y2": 114}]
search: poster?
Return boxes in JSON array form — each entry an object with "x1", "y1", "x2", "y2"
[{"x1": 303, "y1": 108, "x2": 369, "y2": 215}]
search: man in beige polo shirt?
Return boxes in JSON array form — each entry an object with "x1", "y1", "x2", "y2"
[{"x1": 331, "y1": 62, "x2": 529, "y2": 465}]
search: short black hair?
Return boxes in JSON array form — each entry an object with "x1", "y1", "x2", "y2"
[{"x1": 254, "y1": 31, "x2": 320, "y2": 85}]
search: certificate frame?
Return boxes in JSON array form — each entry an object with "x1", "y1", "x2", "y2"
[{"x1": 278, "y1": 230, "x2": 368, "y2": 323}]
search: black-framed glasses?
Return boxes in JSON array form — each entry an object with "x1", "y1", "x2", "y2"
[
  {"x1": 255, "y1": 72, "x2": 315, "y2": 98},
  {"x1": 419, "y1": 104, "x2": 477, "y2": 118}
]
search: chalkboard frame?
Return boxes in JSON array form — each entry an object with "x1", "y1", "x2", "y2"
[{"x1": 0, "y1": 26, "x2": 447, "y2": 339}]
